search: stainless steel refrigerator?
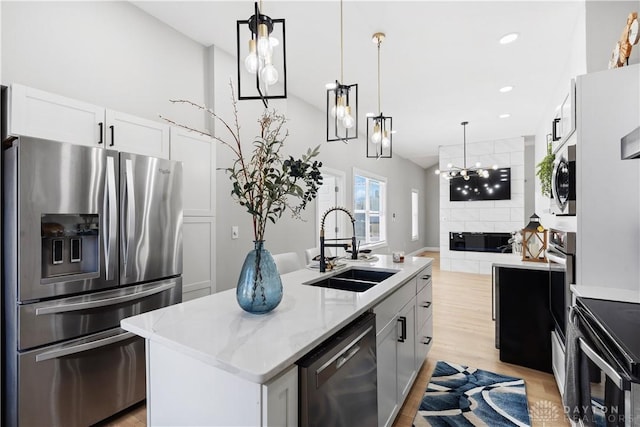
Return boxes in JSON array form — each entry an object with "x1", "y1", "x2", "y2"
[{"x1": 2, "y1": 136, "x2": 183, "y2": 426}]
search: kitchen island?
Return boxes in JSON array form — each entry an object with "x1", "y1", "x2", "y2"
[{"x1": 121, "y1": 254, "x2": 433, "y2": 426}]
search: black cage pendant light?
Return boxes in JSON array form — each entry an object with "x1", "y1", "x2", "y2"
[
  {"x1": 326, "y1": 0, "x2": 358, "y2": 142},
  {"x1": 367, "y1": 32, "x2": 392, "y2": 159},
  {"x1": 236, "y1": 1, "x2": 287, "y2": 108}
]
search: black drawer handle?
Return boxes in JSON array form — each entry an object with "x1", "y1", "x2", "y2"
[
  {"x1": 422, "y1": 336, "x2": 432, "y2": 345},
  {"x1": 109, "y1": 125, "x2": 115, "y2": 146},
  {"x1": 98, "y1": 122, "x2": 104, "y2": 144},
  {"x1": 421, "y1": 301, "x2": 432, "y2": 309},
  {"x1": 421, "y1": 275, "x2": 431, "y2": 281},
  {"x1": 397, "y1": 316, "x2": 407, "y2": 343}
]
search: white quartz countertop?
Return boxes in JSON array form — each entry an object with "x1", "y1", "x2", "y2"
[
  {"x1": 571, "y1": 284, "x2": 640, "y2": 303},
  {"x1": 492, "y1": 254, "x2": 564, "y2": 272},
  {"x1": 121, "y1": 254, "x2": 431, "y2": 384}
]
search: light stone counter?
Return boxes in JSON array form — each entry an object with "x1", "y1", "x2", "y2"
[
  {"x1": 492, "y1": 254, "x2": 564, "y2": 272},
  {"x1": 571, "y1": 284, "x2": 640, "y2": 304},
  {"x1": 121, "y1": 254, "x2": 431, "y2": 384}
]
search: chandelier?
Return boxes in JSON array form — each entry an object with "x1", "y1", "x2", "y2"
[
  {"x1": 326, "y1": 0, "x2": 358, "y2": 142},
  {"x1": 435, "y1": 121, "x2": 497, "y2": 180}
]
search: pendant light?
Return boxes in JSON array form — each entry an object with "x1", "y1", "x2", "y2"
[
  {"x1": 236, "y1": 1, "x2": 287, "y2": 108},
  {"x1": 435, "y1": 121, "x2": 498, "y2": 180},
  {"x1": 326, "y1": 0, "x2": 358, "y2": 142},
  {"x1": 366, "y1": 32, "x2": 392, "y2": 159}
]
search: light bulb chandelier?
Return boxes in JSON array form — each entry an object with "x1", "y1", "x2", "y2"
[
  {"x1": 236, "y1": 1, "x2": 287, "y2": 108},
  {"x1": 435, "y1": 121, "x2": 498, "y2": 180},
  {"x1": 366, "y1": 32, "x2": 392, "y2": 159},
  {"x1": 326, "y1": 0, "x2": 358, "y2": 142}
]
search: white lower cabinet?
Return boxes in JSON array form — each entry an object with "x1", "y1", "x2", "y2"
[
  {"x1": 397, "y1": 300, "x2": 417, "y2": 402},
  {"x1": 147, "y1": 340, "x2": 297, "y2": 427},
  {"x1": 262, "y1": 366, "x2": 298, "y2": 427},
  {"x1": 375, "y1": 264, "x2": 433, "y2": 427},
  {"x1": 182, "y1": 217, "x2": 215, "y2": 300}
]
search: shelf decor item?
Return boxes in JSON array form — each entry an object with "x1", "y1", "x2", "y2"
[
  {"x1": 521, "y1": 213, "x2": 547, "y2": 263},
  {"x1": 161, "y1": 84, "x2": 323, "y2": 314},
  {"x1": 237, "y1": 1, "x2": 287, "y2": 107}
]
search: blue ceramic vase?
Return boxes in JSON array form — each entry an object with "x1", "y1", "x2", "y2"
[{"x1": 236, "y1": 241, "x2": 283, "y2": 314}]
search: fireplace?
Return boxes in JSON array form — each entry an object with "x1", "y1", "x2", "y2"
[{"x1": 449, "y1": 232, "x2": 512, "y2": 253}]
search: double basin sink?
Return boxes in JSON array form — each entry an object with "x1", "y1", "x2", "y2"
[{"x1": 304, "y1": 268, "x2": 398, "y2": 292}]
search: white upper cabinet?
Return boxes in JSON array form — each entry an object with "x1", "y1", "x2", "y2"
[
  {"x1": 8, "y1": 84, "x2": 104, "y2": 146},
  {"x1": 105, "y1": 109, "x2": 169, "y2": 158},
  {"x1": 8, "y1": 83, "x2": 170, "y2": 159},
  {"x1": 169, "y1": 127, "x2": 216, "y2": 217}
]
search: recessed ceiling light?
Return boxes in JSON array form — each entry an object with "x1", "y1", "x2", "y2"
[
  {"x1": 499, "y1": 113, "x2": 511, "y2": 119},
  {"x1": 499, "y1": 33, "x2": 519, "y2": 44},
  {"x1": 499, "y1": 86, "x2": 513, "y2": 93}
]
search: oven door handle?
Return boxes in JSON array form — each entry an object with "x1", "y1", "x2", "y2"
[
  {"x1": 34, "y1": 282, "x2": 175, "y2": 315},
  {"x1": 35, "y1": 330, "x2": 136, "y2": 362},
  {"x1": 546, "y1": 251, "x2": 566, "y2": 266},
  {"x1": 578, "y1": 337, "x2": 625, "y2": 389}
]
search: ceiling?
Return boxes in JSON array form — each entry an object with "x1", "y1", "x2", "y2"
[{"x1": 132, "y1": 1, "x2": 583, "y2": 168}]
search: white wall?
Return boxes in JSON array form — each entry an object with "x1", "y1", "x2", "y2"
[
  {"x1": 439, "y1": 137, "x2": 525, "y2": 274},
  {"x1": 424, "y1": 165, "x2": 440, "y2": 250},
  {"x1": 1, "y1": 1, "x2": 207, "y2": 130},
  {"x1": 211, "y1": 47, "x2": 432, "y2": 291}
]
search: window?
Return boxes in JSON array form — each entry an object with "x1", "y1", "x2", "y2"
[
  {"x1": 353, "y1": 169, "x2": 387, "y2": 246},
  {"x1": 411, "y1": 189, "x2": 419, "y2": 241}
]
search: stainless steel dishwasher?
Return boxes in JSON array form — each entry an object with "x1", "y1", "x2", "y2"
[{"x1": 297, "y1": 312, "x2": 377, "y2": 427}]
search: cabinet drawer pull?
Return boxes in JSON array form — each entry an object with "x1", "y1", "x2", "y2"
[
  {"x1": 98, "y1": 122, "x2": 104, "y2": 144},
  {"x1": 421, "y1": 301, "x2": 432, "y2": 309},
  {"x1": 422, "y1": 336, "x2": 432, "y2": 345},
  {"x1": 397, "y1": 316, "x2": 407, "y2": 343},
  {"x1": 421, "y1": 275, "x2": 431, "y2": 281},
  {"x1": 109, "y1": 125, "x2": 115, "y2": 146}
]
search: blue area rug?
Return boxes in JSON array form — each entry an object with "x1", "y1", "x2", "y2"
[{"x1": 413, "y1": 361, "x2": 531, "y2": 427}]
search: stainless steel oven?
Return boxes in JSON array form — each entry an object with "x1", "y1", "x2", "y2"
[
  {"x1": 547, "y1": 228, "x2": 575, "y2": 396},
  {"x1": 551, "y1": 139, "x2": 576, "y2": 216},
  {"x1": 568, "y1": 298, "x2": 640, "y2": 427}
]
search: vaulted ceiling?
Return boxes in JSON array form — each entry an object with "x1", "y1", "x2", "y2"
[{"x1": 133, "y1": 1, "x2": 583, "y2": 168}]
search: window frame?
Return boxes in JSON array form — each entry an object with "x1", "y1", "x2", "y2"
[
  {"x1": 352, "y1": 168, "x2": 388, "y2": 249},
  {"x1": 411, "y1": 188, "x2": 419, "y2": 241}
]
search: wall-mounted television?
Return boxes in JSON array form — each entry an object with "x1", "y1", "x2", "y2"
[{"x1": 449, "y1": 168, "x2": 511, "y2": 201}]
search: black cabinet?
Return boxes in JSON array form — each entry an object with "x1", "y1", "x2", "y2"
[{"x1": 494, "y1": 266, "x2": 553, "y2": 373}]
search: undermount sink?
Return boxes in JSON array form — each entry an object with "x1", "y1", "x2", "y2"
[{"x1": 305, "y1": 268, "x2": 398, "y2": 293}]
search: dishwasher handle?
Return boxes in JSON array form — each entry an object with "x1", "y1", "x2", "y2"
[{"x1": 315, "y1": 324, "x2": 373, "y2": 388}]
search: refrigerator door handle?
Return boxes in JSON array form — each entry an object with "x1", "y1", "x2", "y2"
[
  {"x1": 35, "y1": 281, "x2": 176, "y2": 316},
  {"x1": 104, "y1": 155, "x2": 118, "y2": 280},
  {"x1": 122, "y1": 159, "x2": 136, "y2": 277},
  {"x1": 35, "y1": 330, "x2": 136, "y2": 362}
]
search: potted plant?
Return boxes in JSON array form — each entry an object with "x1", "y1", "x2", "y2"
[
  {"x1": 163, "y1": 85, "x2": 323, "y2": 314},
  {"x1": 536, "y1": 138, "x2": 555, "y2": 198}
]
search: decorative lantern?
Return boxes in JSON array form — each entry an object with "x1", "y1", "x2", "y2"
[{"x1": 522, "y1": 213, "x2": 547, "y2": 262}]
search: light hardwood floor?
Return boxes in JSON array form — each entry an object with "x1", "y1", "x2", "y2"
[{"x1": 103, "y1": 251, "x2": 568, "y2": 426}]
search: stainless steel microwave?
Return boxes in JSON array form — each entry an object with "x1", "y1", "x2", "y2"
[{"x1": 551, "y1": 140, "x2": 576, "y2": 216}]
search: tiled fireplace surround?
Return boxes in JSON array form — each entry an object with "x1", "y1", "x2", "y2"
[{"x1": 439, "y1": 137, "x2": 525, "y2": 274}]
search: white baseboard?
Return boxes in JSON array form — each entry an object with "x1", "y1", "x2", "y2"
[{"x1": 408, "y1": 246, "x2": 439, "y2": 256}]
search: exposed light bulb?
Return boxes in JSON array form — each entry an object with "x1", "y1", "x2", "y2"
[
  {"x1": 335, "y1": 96, "x2": 346, "y2": 120},
  {"x1": 435, "y1": 169, "x2": 441, "y2": 175},
  {"x1": 381, "y1": 131, "x2": 390, "y2": 148},
  {"x1": 260, "y1": 62, "x2": 279, "y2": 85},
  {"x1": 447, "y1": 163, "x2": 453, "y2": 168},
  {"x1": 244, "y1": 39, "x2": 259, "y2": 74},
  {"x1": 342, "y1": 106, "x2": 355, "y2": 129},
  {"x1": 463, "y1": 175, "x2": 470, "y2": 181},
  {"x1": 257, "y1": 24, "x2": 273, "y2": 59},
  {"x1": 371, "y1": 123, "x2": 382, "y2": 144},
  {"x1": 461, "y1": 170, "x2": 468, "y2": 177},
  {"x1": 475, "y1": 162, "x2": 482, "y2": 168}
]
